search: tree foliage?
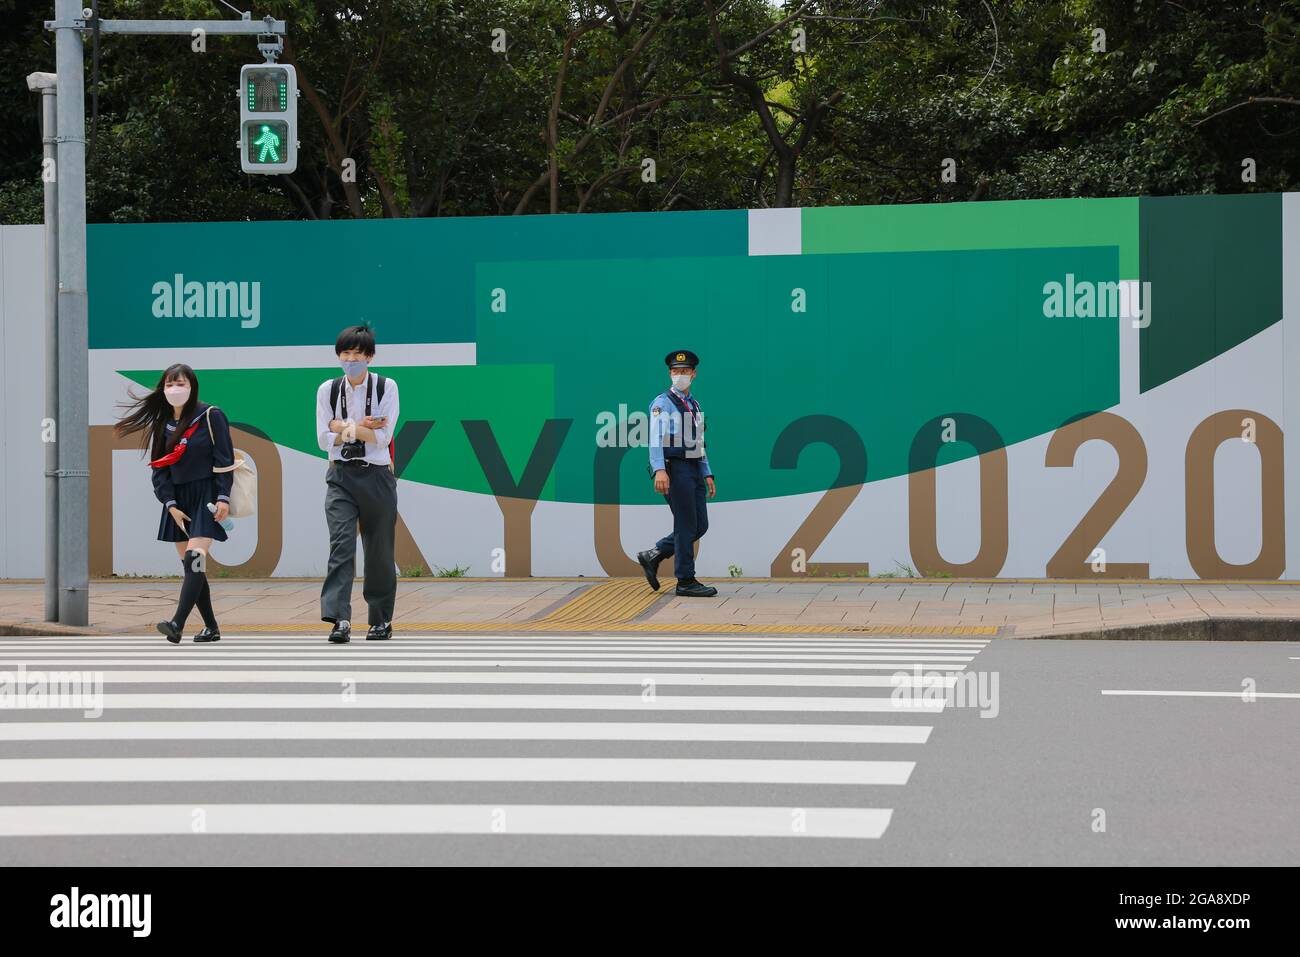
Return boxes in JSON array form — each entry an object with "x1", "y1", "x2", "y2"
[{"x1": 2, "y1": 0, "x2": 1297, "y2": 224}]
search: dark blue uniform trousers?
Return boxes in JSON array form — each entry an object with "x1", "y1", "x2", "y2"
[{"x1": 654, "y1": 457, "x2": 709, "y2": 580}]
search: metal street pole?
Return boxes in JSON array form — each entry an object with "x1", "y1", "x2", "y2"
[
  {"x1": 27, "y1": 72, "x2": 60, "y2": 622},
  {"x1": 52, "y1": 0, "x2": 88, "y2": 626}
]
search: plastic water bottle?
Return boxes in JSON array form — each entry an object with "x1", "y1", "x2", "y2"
[{"x1": 207, "y1": 502, "x2": 234, "y2": 532}]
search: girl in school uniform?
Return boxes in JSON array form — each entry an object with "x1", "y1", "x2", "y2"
[{"x1": 115, "y1": 363, "x2": 235, "y2": 643}]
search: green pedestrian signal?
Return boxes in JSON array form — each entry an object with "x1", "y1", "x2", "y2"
[
  {"x1": 255, "y1": 125, "x2": 280, "y2": 162},
  {"x1": 239, "y1": 63, "x2": 297, "y2": 174},
  {"x1": 244, "y1": 121, "x2": 288, "y2": 165}
]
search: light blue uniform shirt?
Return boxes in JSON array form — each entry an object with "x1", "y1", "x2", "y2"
[{"x1": 648, "y1": 387, "x2": 711, "y2": 476}]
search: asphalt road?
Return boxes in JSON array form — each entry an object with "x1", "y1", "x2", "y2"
[{"x1": 0, "y1": 633, "x2": 1294, "y2": 865}]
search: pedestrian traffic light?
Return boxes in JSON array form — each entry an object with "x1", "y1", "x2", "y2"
[{"x1": 239, "y1": 63, "x2": 297, "y2": 174}]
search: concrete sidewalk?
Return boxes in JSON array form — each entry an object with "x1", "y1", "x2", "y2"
[{"x1": 2, "y1": 577, "x2": 1300, "y2": 638}]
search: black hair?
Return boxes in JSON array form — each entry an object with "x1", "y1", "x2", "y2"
[
  {"x1": 335, "y1": 324, "x2": 376, "y2": 357},
  {"x1": 114, "y1": 363, "x2": 201, "y2": 460}
]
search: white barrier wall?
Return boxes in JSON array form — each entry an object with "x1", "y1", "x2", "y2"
[{"x1": 0, "y1": 225, "x2": 49, "y2": 578}]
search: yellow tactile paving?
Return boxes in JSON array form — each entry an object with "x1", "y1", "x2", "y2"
[{"x1": 533, "y1": 578, "x2": 668, "y2": 625}]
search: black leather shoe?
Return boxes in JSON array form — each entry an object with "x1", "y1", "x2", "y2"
[
  {"x1": 193, "y1": 627, "x2": 221, "y2": 643},
  {"x1": 366, "y1": 622, "x2": 392, "y2": 641},
  {"x1": 328, "y1": 621, "x2": 352, "y2": 644},
  {"x1": 636, "y1": 549, "x2": 664, "y2": 591},
  {"x1": 675, "y1": 579, "x2": 718, "y2": 598},
  {"x1": 156, "y1": 620, "x2": 182, "y2": 644}
]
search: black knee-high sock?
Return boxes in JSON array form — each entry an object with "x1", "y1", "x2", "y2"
[
  {"x1": 195, "y1": 576, "x2": 218, "y2": 630},
  {"x1": 172, "y1": 550, "x2": 206, "y2": 630}
]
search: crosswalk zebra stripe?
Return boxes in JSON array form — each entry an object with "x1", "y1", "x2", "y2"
[
  {"x1": 0, "y1": 649, "x2": 985, "y2": 659},
  {"x1": 0, "y1": 757, "x2": 915, "y2": 785},
  {"x1": 0, "y1": 634, "x2": 989, "y2": 849},
  {"x1": 0, "y1": 651, "x2": 976, "y2": 662},
  {"x1": 0, "y1": 637, "x2": 990, "y2": 648},
  {"x1": 0, "y1": 650, "x2": 982, "y2": 657},
  {"x1": 11, "y1": 670, "x2": 959, "y2": 688},
  {"x1": 0, "y1": 804, "x2": 895, "y2": 839},
  {"x1": 0, "y1": 658, "x2": 975, "y2": 670},
  {"x1": 0, "y1": 721, "x2": 933, "y2": 743},
  {"x1": 0, "y1": 636, "x2": 988, "y2": 642},
  {"x1": 5, "y1": 692, "x2": 947, "y2": 712}
]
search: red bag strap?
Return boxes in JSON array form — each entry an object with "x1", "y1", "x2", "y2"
[{"x1": 149, "y1": 418, "x2": 203, "y2": 469}]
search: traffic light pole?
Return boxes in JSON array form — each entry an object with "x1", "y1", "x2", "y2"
[
  {"x1": 26, "y1": 72, "x2": 59, "y2": 623},
  {"x1": 40, "y1": 5, "x2": 285, "y2": 626},
  {"x1": 52, "y1": 17, "x2": 288, "y2": 35},
  {"x1": 48, "y1": 0, "x2": 88, "y2": 627}
]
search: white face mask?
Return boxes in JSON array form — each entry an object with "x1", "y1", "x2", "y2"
[
  {"x1": 671, "y1": 373, "x2": 692, "y2": 391},
  {"x1": 163, "y1": 385, "x2": 191, "y2": 408}
]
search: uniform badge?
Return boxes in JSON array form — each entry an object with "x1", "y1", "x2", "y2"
[{"x1": 652, "y1": 407, "x2": 661, "y2": 416}]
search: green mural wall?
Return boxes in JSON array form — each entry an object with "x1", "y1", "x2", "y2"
[{"x1": 99, "y1": 193, "x2": 1284, "y2": 507}]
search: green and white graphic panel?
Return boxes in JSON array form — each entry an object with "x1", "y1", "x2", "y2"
[{"x1": 24, "y1": 193, "x2": 1282, "y2": 579}]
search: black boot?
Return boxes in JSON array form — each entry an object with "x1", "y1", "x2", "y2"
[
  {"x1": 194, "y1": 577, "x2": 220, "y2": 638},
  {"x1": 328, "y1": 620, "x2": 352, "y2": 644},
  {"x1": 675, "y1": 578, "x2": 718, "y2": 598},
  {"x1": 636, "y1": 549, "x2": 665, "y2": 591},
  {"x1": 166, "y1": 550, "x2": 207, "y2": 641}
]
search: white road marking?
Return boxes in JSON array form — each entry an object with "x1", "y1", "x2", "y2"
[
  {"x1": 0, "y1": 692, "x2": 947, "y2": 712},
  {"x1": 11, "y1": 670, "x2": 957, "y2": 688},
  {"x1": 0, "y1": 757, "x2": 915, "y2": 785},
  {"x1": 0, "y1": 658, "x2": 974, "y2": 671},
  {"x1": 0, "y1": 720, "x2": 933, "y2": 744},
  {"x1": 0, "y1": 633, "x2": 984, "y2": 847},
  {"x1": 0, "y1": 804, "x2": 894, "y2": 838},
  {"x1": 1102, "y1": 690, "x2": 1300, "y2": 699},
  {"x1": 0, "y1": 637, "x2": 990, "y2": 648},
  {"x1": 0, "y1": 650, "x2": 975, "y2": 662}
]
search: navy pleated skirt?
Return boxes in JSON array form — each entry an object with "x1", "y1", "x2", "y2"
[{"x1": 156, "y1": 477, "x2": 230, "y2": 543}]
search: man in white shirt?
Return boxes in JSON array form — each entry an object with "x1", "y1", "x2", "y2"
[{"x1": 316, "y1": 324, "x2": 401, "y2": 643}]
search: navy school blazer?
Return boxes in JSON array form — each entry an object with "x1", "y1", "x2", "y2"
[{"x1": 151, "y1": 403, "x2": 236, "y2": 508}]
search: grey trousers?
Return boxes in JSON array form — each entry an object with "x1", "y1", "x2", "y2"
[{"x1": 321, "y1": 461, "x2": 398, "y2": 626}]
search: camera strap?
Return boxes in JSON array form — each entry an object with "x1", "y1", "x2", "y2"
[
  {"x1": 331, "y1": 373, "x2": 396, "y2": 470},
  {"x1": 336, "y1": 373, "x2": 373, "y2": 422}
]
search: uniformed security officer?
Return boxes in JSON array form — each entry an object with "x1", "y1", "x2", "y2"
[{"x1": 636, "y1": 350, "x2": 718, "y2": 597}]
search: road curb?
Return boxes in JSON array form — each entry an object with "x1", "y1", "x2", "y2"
[
  {"x1": 1010, "y1": 617, "x2": 1300, "y2": 641},
  {"x1": 0, "y1": 621, "x2": 107, "y2": 637},
  {"x1": 3, "y1": 617, "x2": 1299, "y2": 640}
]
